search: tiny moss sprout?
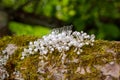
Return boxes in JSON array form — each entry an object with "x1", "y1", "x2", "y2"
[
  {"x1": 20, "y1": 26, "x2": 95, "y2": 79},
  {"x1": 21, "y1": 26, "x2": 95, "y2": 59},
  {"x1": 0, "y1": 27, "x2": 120, "y2": 79}
]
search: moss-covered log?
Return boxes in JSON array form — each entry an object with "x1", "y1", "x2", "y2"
[{"x1": 0, "y1": 36, "x2": 120, "y2": 80}]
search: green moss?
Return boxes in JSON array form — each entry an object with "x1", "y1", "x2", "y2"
[
  {"x1": 0, "y1": 36, "x2": 120, "y2": 79},
  {"x1": 18, "y1": 54, "x2": 39, "y2": 79}
]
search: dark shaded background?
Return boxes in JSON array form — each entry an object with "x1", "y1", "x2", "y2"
[{"x1": 0, "y1": 0, "x2": 120, "y2": 40}]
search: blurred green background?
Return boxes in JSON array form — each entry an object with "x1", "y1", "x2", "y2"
[{"x1": 0, "y1": 0, "x2": 120, "y2": 40}]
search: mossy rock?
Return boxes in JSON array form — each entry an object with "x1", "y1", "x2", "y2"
[{"x1": 0, "y1": 36, "x2": 120, "y2": 80}]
